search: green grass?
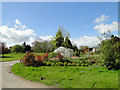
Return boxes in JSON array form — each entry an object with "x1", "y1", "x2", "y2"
[
  {"x1": 11, "y1": 63, "x2": 119, "y2": 88},
  {"x1": 0, "y1": 53, "x2": 25, "y2": 62},
  {"x1": 0, "y1": 53, "x2": 45, "y2": 62}
]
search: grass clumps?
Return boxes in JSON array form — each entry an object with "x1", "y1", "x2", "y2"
[{"x1": 11, "y1": 63, "x2": 118, "y2": 88}]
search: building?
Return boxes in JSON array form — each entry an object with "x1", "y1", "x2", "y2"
[{"x1": 54, "y1": 46, "x2": 74, "y2": 58}]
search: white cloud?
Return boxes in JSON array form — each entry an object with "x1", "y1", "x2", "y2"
[
  {"x1": 72, "y1": 36, "x2": 100, "y2": 48},
  {"x1": 0, "y1": 19, "x2": 55, "y2": 47},
  {"x1": 38, "y1": 35, "x2": 54, "y2": 41},
  {"x1": 15, "y1": 19, "x2": 21, "y2": 25},
  {"x1": 94, "y1": 14, "x2": 109, "y2": 23},
  {"x1": 94, "y1": 21, "x2": 118, "y2": 34},
  {"x1": 0, "y1": 19, "x2": 36, "y2": 47}
]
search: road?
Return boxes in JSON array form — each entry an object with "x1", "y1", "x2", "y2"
[{"x1": 0, "y1": 60, "x2": 56, "y2": 88}]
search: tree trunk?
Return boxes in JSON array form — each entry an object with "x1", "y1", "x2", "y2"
[{"x1": 2, "y1": 54, "x2": 4, "y2": 58}]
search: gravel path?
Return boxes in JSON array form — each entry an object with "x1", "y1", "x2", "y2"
[{"x1": 0, "y1": 60, "x2": 56, "y2": 88}]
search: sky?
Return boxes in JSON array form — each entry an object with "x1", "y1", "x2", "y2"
[{"x1": 0, "y1": 2, "x2": 118, "y2": 48}]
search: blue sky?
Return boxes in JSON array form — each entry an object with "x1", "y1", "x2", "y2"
[{"x1": 1, "y1": 2, "x2": 118, "y2": 47}]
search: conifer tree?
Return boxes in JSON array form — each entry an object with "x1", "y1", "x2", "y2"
[
  {"x1": 55, "y1": 29, "x2": 64, "y2": 48},
  {"x1": 64, "y1": 37, "x2": 72, "y2": 49}
]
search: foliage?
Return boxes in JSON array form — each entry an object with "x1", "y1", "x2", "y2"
[
  {"x1": 0, "y1": 42, "x2": 9, "y2": 57},
  {"x1": 54, "y1": 29, "x2": 64, "y2": 48},
  {"x1": 32, "y1": 41, "x2": 55, "y2": 53},
  {"x1": 57, "y1": 53, "x2": 63, "y2": 61},
  {"x1": 58, "y1": 26, "x2": 70, "y2": 38},
  {"x1": 79, "y1": 46, "x2": 89, "y2": 52},
  {"x1": 99, "y1": 34, "x2": 120, "y2": 70},
  {"x1": 20, "y1": 52, "x2": 36, "y2": 66},
  {"x1": 49, "y1": 52, "x2": 58, "y2": 58},
  {"x1": 12, "y1": 63, "x2": 119, "y2": 88},
  {"x1": 12, "y1": 45, "x2": 23, "y2": 53},
  {"x1": 0, "y1": 53, "x2": 46, "y2": 62},
  {"x1": 64, "y1": 37, "x2": 72, "y2": 49},
  {"x1": 22, "y1": 42, "x2": 31, "y2": 53},
  {"x1": 72, "y1": 45, "x2": 78, "y2": 52},
  {"x1": 74, "y1": 51, "x2": 79, "y2": 57},
  {"x1": 20, "y1": 52, "x2": 49, "y2": 66}
]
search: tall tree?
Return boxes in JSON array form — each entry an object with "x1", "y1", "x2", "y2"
[
  {"x1": 32, "y1": 41, "x2": 41, "y2": 52},
  {"x1": 22, "y1": 42, "x2": 31, "y2": 53},
  {"x1": 64, "y1": 37, "x2": 72, "y2": 49},
  {"x1": 55, "y1": 29, "x2": 64, "y2": 48},
  {"x1": 58, "y1": 26, "x2": 70, "y2": 38},
  {"x1": 22, "y1": 42, "x2": 26, "y2": 47},
  {"x1": 25, "y1": 45, "x2": 31, "y2": 52},
  {"x1": 72, "y1": 45, "x2": 78, "y2": 52}
]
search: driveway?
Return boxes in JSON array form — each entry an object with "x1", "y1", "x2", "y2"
[{"x1": 0, "y1": 60, "x2": 56, "y2": 88}]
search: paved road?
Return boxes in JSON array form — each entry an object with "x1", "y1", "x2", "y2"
[{"x1": 0, "y1": 60, "x2": 56, "y2": 88}]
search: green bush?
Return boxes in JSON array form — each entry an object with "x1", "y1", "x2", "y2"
[
  {"x1": 68, "y1": 63, "x2": 71, "y2": 66},
  {"x1": 49, "y1": 52, "x2": 58, "y2": 58},
  {"x1": 100, "y1": 35, "x2": 120, "y2": 70}
]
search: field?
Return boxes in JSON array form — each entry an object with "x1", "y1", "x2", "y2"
[
  {"x1": 11, "y1": 63, "x2": 119, "y2": 88},
  {"x1": 0, "y1": 53, "x2": 45, "y2": 62}
]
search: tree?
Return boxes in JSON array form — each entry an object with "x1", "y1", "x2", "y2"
[
  {"x1": 25, "y1": 45, "x2": 31, "y2": 52},
  {"x1": 64, "y1": 37, "x2": 72, "y2": 49},
  {"x1": 22, "y1": 42, "x2": 31, "y2": 53},
  {"x1": 58, "y1": 26, "x2": 70, "y2": 38},
  {"x1": 32, "y1": 41, "x2": 41, "y2": 52},
  {"x1": 32, "y1": 41, "x2": 55, "y2": 53},
  {"x1": 22, "y1": 42, "x2": 26, "y2": 47},
  {"x1": 72, "y1": 45, "x2": 78, "y2": 52},
  {"x1": 0, "y1": 42, "x2": 8, "y2": 57},
  {"x1": 12, "y1": 45, "x2": 22, "y2": 53},
  {"x1": 79, "y1": 46, "x2": 89, "y2": 52},
  {"x1": 99, "y1": 34, "x2": 120, "y2": 70},
  {"x1": 55, "y1": 29, "x2": 64, "y2": 48}
]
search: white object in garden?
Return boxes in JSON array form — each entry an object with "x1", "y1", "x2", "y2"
[
  {"x1": 92, "y1": 48, "x2": 95, "y2": 53},
  {"x1": 54, "y1": 46, "x2": 74, "y2": 58}
]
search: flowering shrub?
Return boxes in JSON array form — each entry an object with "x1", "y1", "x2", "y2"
[
  {"x1": 57, "y1": 54, "x2": 63, "y2": 61},
  {"x1": 87, "y1": 55, "x2": 98, "y2": 65},
  {"x1": 20, "y1": 52, "x2": 36, "y2": 66},
  {"x1": 43, "y1": 53, "x2": 49, "y2": 61},
  {"x1": 20, "y1": 52, "x2": 99, "y2": 67},
  {"x1": 21, "y1": 52, "x2": 49, "y2": 66}
]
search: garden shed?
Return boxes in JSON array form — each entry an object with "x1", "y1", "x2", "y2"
[{"x1": 54, "y1": 46, "x2": 74, "y2": 58}]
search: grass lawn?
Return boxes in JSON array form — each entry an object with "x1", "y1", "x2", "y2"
[
  {"x1": 11, "y1": 63, "x2": 119, "y2": 88},
  {"x1": 0, "y1": 53, "x2": 45, "y2": 62}
]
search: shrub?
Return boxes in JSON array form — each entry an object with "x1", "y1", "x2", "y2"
[
  {"x1": 49, "y1": 52, "x2": 58, "y2": 58},
  {"x1": 46, "y1": 61, "x2": 51, "y2": 66},
  {"x1": 55, "y1": 63, "x2": 58, "y2": 66},
  {"x1": 20, "y1": 52, "x2": 36, "y2": 66},
  {"x1": 63, "y1": 62, "x2": 67, "y2": 66},
  {"x1": 21, "y1": 52, "x2": 49, "y2": 66},
  {"x1": 76, "y1": 63, "x2": 80, "y2": 66},
  {"x1": 72, "y1": 62, "x2": 76, "y2": 66},
  {"x1": 57, "y1": 54, "x2": 63, "y2": 61},
  {"x1": 68, "y1": 63, "x2": 71, "y2": 66},
  {"x1": 100, "y1": 35, "x2": 120, "y2": 70},
  {"x1": 43, "y1": 53, "x2": 49, "y2": 61},
  {"x1": 51, "y1": 62, "x2": 55, "y2": 66}
]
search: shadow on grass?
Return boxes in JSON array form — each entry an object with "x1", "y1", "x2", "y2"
[{"x1": 0, "y1": 56, "x2": 12, "y2": 58}]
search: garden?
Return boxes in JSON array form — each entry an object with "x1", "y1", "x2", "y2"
[{"x1": 1, "y1": 29, "x2": 120, "y2": 88}]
